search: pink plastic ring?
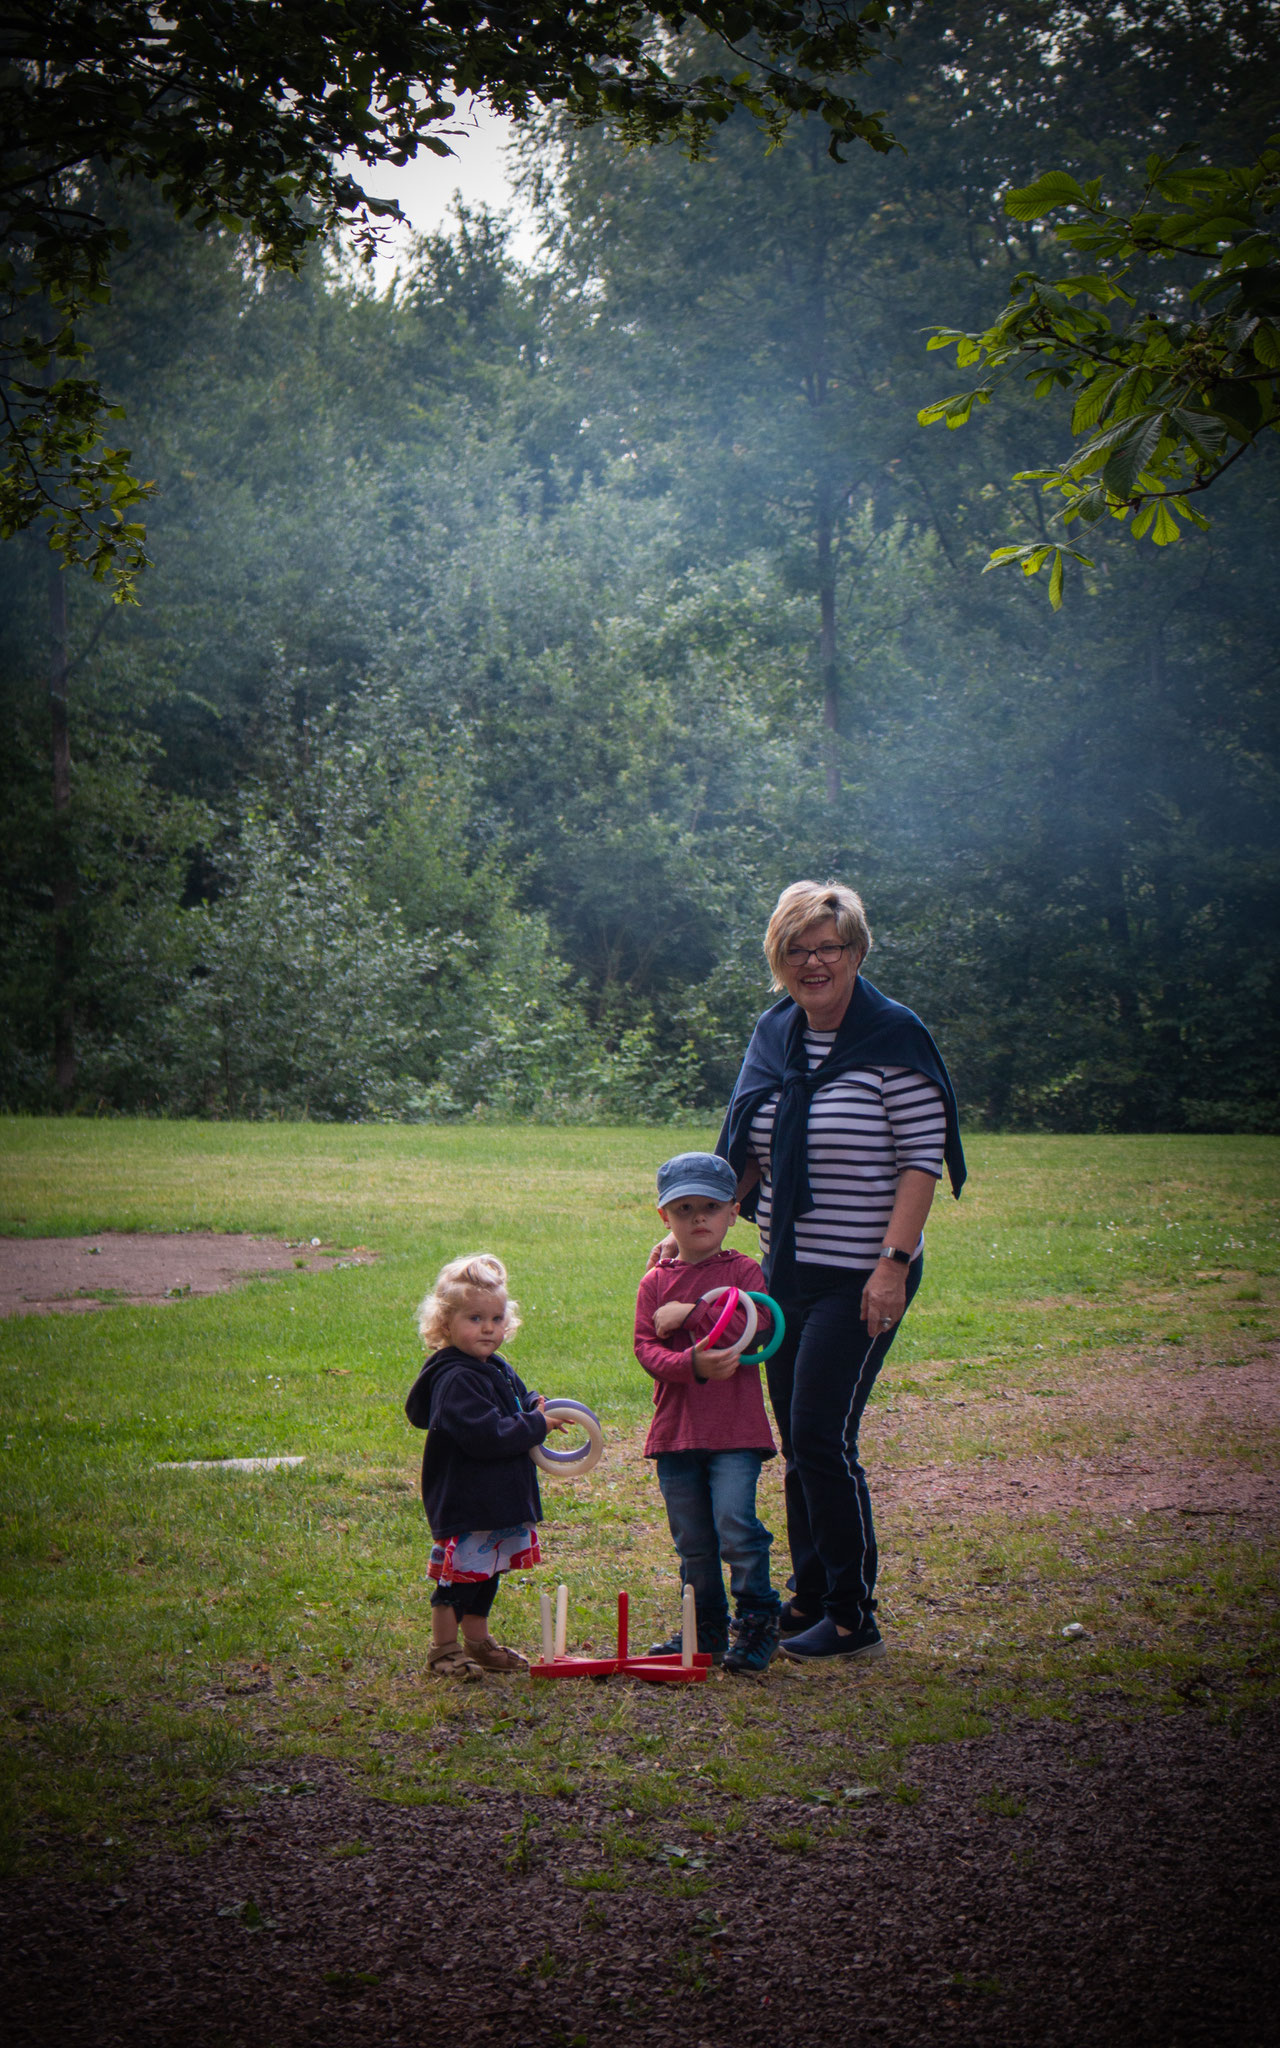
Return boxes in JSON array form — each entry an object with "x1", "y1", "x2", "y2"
[
  {"x1": 697, "y1": 1287, "x2": 759, "y2": 1355},
  {"x1": 701, "y1": 1286, "x2": 741, "y2": 1351}
]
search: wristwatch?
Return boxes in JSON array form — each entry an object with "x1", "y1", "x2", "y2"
[{"x1": 878, "y1": 1245, "x2": 912, "y2": 1265}]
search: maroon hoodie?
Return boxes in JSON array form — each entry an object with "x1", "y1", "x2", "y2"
[{"x1": 633, "y1": 1247, "x2": 777, "y2": 1459}]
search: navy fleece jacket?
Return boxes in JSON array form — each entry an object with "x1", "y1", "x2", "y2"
[{"x1": 404, "y1": 1345, "x2": 547, "y2": 1540}]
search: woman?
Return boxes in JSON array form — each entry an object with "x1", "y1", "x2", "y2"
[{"x1": 716, "y1": 880, "x2": 965, "y2": 1661}]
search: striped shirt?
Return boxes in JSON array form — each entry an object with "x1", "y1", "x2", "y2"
[{"x1": 748, "y1": 1034, "x2": 946, "y2": 1270}]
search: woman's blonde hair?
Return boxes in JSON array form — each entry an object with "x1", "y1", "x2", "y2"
[
  {"x1": 764, "y1": 880, "x2": 872, "y2": 991},
  {"x1": 416, "y1": 1252, "x2": 522, "y2": 1352}
]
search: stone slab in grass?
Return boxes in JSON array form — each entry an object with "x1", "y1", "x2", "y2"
[{"x1": 155, "y1": 1455, "x2": 306, "y2": 1472}]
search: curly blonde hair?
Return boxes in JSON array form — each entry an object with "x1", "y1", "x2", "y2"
[{"x1": 415, "y1": 1252, "x2": 522, "y2": 1352}]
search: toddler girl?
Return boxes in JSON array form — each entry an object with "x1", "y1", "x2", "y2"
[{"x1": 405, "y1": 1253, "x2": 559, "y2": 1680}]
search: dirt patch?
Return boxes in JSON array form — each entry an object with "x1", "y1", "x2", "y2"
[
  {"x1": 598, "y1": 1348, "x2": 1280, "y2": 1531},
  {"x1": 876, "y1": 1449, "x2": 1277, "y2": 1531},
  {"x1": 890, "y1": 1351, "x2": 1280, "y2": 1435},
  {"x1": 879, "y1": 1451, "x2": 1280, "y2": 1525},
  {"x1": 2, "y1": 1704, "x2": 1275, "y2": 2047},
  {"x1": 0, "y1": 1233, "x2": 376, "y2": 1317},
  {"x1": 864, "y1": 1348, "x2": 1280, "y2": 1526}
]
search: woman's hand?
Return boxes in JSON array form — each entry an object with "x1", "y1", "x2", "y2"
[
  {"x1": 861, "y1": 1169, "x2": 937, "y2": 1335},
  {"x1": 860, "y1": 1261, "x2": 908, "y2": 1335},
  {"x1": 646, "y1": 1233, "x2": 679, "y2": 1270},
  {"x1": 535, "y1": 1395, "x2": 569, "y2": 1432},
  {"x1": 653, "y1": 1300, "x2": 695, "y2": 1339}
]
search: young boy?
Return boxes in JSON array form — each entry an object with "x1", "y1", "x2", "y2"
[{"x1": 634, "y1": 1152, "x2": 781, "y2": 1675}]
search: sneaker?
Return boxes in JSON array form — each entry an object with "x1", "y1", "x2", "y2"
[
  {"x1": 724, "y1": 1608, "x2": 781, "y2": 1676},
  {"x1": 778, "y1": 1616, "x2": 886, "y2": 1661},
  {"x1": 646, "y1": 1627, "x2": 727, "y2": 1665}
]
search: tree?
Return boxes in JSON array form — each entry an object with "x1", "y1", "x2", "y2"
[
  {"x1": 921, "y1": 138, "x2": 1280, "y2": 603},
  {"x1": 517, "y1": 4, "x2": 1280, "y2": 1130},
  {"x1": 527, "y1": 3, "x2": 1103, "y2": 798},
  {"x1": 2, "y1": 0, "x2": 914, "y2": 590},
  {"x1": 0, "y1": 655, "x2": 208, "y2": 1110},
  {"x1": 5, "y1": 14, "x2": 1278, "y2": 1134}
]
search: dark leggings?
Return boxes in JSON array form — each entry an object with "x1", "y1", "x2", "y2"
[
  {"x1": 765, "y1": 1256, "x2": 922, "y2": 1630},
  {"x1": 430, "y1": 1573, "x2": 500, "y2": 1619}
]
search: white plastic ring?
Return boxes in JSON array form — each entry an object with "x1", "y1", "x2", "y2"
[
  {"x1": 699, "y1": 1286, "x2": 759, "y2": 1354},
  {"x1": 531, "y1": 1398, "x2": 605, "y2": 1477}
]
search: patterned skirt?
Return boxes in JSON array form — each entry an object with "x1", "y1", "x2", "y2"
[{"x1": 427, "y1": 1523, "x2": 542, "y2": 1585}]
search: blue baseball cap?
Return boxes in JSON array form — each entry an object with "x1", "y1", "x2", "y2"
[{"x1": 656, "y1": 1152, "x2": 738, "y2": 1207}]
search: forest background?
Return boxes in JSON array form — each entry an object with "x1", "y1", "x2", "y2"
[{"x1": 2, "y1": 0, "x2": 1277, "y2": 1136}]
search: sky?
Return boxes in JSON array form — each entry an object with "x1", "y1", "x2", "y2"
[{"x1": 342, "y1": 99, "x2": 541, "y2": 288}]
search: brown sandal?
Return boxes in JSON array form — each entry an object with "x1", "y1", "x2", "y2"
[
  {"x1": 464, "y1": 1636, "x2": 529, "y2": 1673},
  {"x1": 428, "y1": 1641, "x2": 484, "y2": 1681}
]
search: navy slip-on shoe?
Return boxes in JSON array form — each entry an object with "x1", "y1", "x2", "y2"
[{"x1": 778, "y1": 1616, "x2": 886, "y2": 1661}]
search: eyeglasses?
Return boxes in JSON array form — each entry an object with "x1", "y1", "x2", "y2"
[{"x1": 783, "y1": 942, "x2": 852, "y2": 967}]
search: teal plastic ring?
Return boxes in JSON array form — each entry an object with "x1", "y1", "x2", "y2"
[{"x1": 739, "y1": 1291, "x2": 785, "y2": 1365}]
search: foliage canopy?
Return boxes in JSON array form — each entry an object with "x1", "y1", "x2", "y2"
[
  {"x1": 2, "y1": 0, "x2": 1277, "y2": 1133},
  {"x1": 1, "y1": 0, "x2": 910, "y2": 588},
  {"x1": 922, "y1": 138, "x2": 1280, "y2": 604}
]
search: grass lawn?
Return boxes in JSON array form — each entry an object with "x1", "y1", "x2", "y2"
[{"x1": 0, "y1": 1118, "x2": 1277, "y2": 1881}]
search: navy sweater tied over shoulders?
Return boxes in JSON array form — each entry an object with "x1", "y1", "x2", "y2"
[
  {"x1": 716, "y1": 976, "x2": 966, "y2": 1294},
  {"x1": 405, "y1": 1346, "x2": 547, "y2": 1540}
]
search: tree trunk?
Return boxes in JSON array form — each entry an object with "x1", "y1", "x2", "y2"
[
  {"x1": 800, "y1": 134, "x2": 839, "y2": 806},
  {"x1": 817, "y1": 480, "x2": 839, "y2": 805},
  {"x1": 48, "y1": 560, "x2": 76, "y2": 1106}
]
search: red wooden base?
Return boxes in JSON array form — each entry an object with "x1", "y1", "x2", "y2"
[
  {"x1": 619, "y1": 1652, "x2": 711, "y2": 1684},
  {"x1": 528, "y1": 1655, "x2": 618, "y2": 1680},
  {"x1": 529, "y1": 1592, "x2": 710, "y2": 1683}
]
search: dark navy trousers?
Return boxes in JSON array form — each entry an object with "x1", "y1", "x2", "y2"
[{"x1": 765, "y1": 1255, "x2": 922, "y2": 1630}]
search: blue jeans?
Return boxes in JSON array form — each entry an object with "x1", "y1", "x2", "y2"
[{"x1": 654, "y1": 1449, "x2": 780, "y2": 1645}]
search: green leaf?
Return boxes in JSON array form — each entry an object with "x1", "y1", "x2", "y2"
[
  {"x1": 1151, "y1": 501, "x2": 1182, "y2": 545},
  {"x1": 1070, "y1": 368, "x2": 1123, "y2": 433},
  {"x1": 1055, "y1": 273, "x2": 1126, "y2": 303},
  {"x1": 1048, "y1": 549, "x2": 1065, "y2": 609},
  {"x1": 1004, "y1": 171, "x2": 1089, "y2": 221},
  {"x1": 1072, "y1": 407, "x2": 1162, "y2": 478},
  {"x1": 1101, "y1": 414, "x2": 1166, "y2": 500},
  {"x1": 1067, "y1": 482, "x2": 1108, "y2": 524},
  {"x1": 1252, "y1": 322, "x2": 1280, "y2": 368},
  {"x1": 1178, "y1": 213, "x2": 1253, "y2": 247},
  {"x1": 1216, "y1": 235, "x2": 1277, "y2": 272},
  {"x1": 1166, "y1": 408, "x2": 1228, "y2": 462},
  {"x1": 1209, "y1": 380, "x2": 1264, "y2": 434}
]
